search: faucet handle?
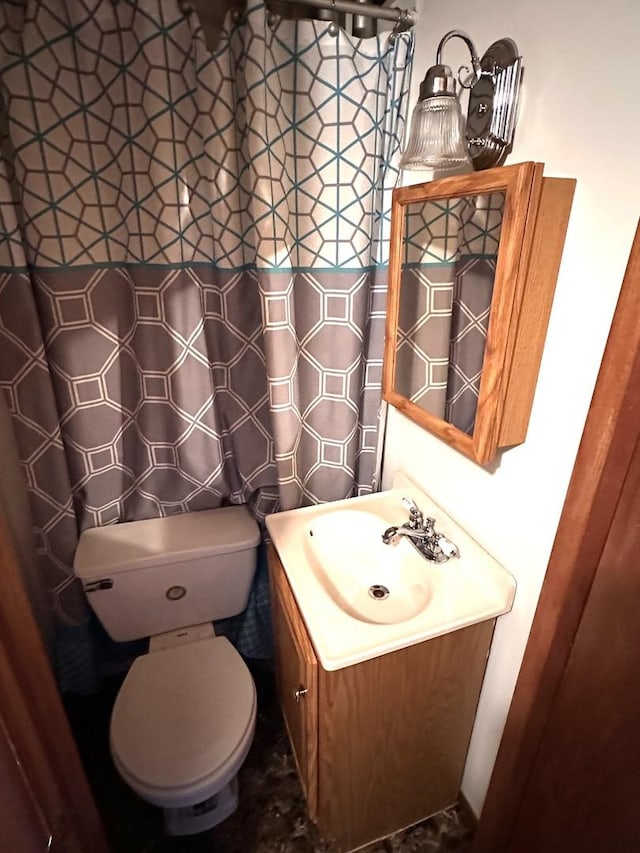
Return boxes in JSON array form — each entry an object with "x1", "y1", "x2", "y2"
[
  {"x1": 424, "y1": 516, "x2": 436, "y2": 534},
  {"x1": 402, "y1": 497, "x2": 425, "y2": 529},
  {"x1": 401, "y1": 497, "x2": 420, "y2": 512},
  {"x1": 437, "y1": 536, "x2": 460, "y2": 559}
]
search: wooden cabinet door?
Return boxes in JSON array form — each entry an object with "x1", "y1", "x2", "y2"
[
  {"x1": 504, "y1": 435, "x2": 640, "y2": 853},
  {"x1": 0, "y1": 712, "x2": 53, "y2": 853},
  {"x1": 317, "y1": 620, "x2": 495, "y2": 852},
  {"x1": 0, "y1": 511, "x2": 109, "y2": 853},
  {"x1": 269, "y1": 547, "x2": 318, "y2": 818}
]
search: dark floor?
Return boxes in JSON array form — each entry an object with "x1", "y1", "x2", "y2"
[{"x1": 65, "y1": 661, "x2": 474, "y2": 853}]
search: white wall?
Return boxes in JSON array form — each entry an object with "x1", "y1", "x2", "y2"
[{"x1": 381, "y1": 0, "x2": 640, "y2": 816}]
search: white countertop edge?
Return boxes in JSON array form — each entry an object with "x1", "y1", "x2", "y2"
[{"x1": 312, "y1": 601, "x2": 512, "y2": 671}]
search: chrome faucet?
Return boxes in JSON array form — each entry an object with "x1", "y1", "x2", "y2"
[{"x1": 382, "y1": 497, "x2": 460, "y2": 563}]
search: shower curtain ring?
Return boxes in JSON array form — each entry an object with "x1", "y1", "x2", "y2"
[
  {"x1": 389, "y1": 9, "x2": 410, "y2": 44},
  {"x1": 328, "y1": 0, "x2": 339, "y2": 37},
  {"x1": 267, "y1": 10, "x2": 281, "y2": 31}
]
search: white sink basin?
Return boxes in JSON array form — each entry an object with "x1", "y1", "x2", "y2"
[
  {"x1": 306, "y1": 509, "x2": 431, "y2": 624},
  {"x1": 265, "y1": 473, "x2": 516, "y2": 671}
]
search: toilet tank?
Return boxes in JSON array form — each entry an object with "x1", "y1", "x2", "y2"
[{"x1": 73, "y1": 505, "x2": 261, "y2": 642}]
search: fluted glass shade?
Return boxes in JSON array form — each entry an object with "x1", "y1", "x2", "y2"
[{"x1": 400, "y1": 95, "x2": 472, "y2": 172}]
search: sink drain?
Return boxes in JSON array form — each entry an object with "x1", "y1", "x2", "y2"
[{"x1": 368, "y1": 584, "x2": 390, "y2": 600}]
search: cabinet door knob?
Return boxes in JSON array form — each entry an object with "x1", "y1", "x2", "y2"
[{"x1": 293, "y1": 685, "x2": 308, "y2": 702}]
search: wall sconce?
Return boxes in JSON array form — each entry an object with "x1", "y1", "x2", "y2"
[{"x1": 401, "y1": 30, "x2": 523, "y2": 173}]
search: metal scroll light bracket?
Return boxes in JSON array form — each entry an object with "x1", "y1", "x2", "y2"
[
  {"x1": 437, "y1": 30, "x2": 523, "y2": 170},
  {"x1": 468, "y1": 38, "x2": 523, "y2": 169}
]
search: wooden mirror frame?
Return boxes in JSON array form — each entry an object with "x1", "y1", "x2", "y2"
[{"x1": 382, "y1": 162, "x2": 575, "y2": 465}]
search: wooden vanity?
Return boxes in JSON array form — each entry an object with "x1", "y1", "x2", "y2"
[{"x1": 269, "y1": 545, "x2": 495, "y2": 852}]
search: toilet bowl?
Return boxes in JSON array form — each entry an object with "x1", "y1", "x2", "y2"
[
  {"x1": 73, "y1": 505, "x2": 261, "y2": 835},
  {"x1": 111, "y1": 628, "x2": 256, "y2": 833}
]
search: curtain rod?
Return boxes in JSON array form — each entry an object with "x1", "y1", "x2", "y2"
[{"x1": 274, "y1": 0, "x2": 416, "y2": 29}]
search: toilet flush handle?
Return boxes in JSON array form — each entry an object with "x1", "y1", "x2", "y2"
[{"x1": 293, "y1": 685, "x2": 308, "y2": 702}]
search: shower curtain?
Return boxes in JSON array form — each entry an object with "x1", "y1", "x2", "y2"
[{"x1": 0, "y1": 1, "x2": 413, "y2": 691}]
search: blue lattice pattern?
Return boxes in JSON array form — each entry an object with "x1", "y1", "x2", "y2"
[
  {"x1": 0, "y1": 1, "x2": 412, "y2": 271},
  {"x1": 403, "y1": 192, "x2": 505, "y2": 266}
]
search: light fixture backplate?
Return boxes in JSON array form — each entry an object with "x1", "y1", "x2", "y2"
[{"x1": 466, "y1": 38, "x2": 522, "y2": 170}]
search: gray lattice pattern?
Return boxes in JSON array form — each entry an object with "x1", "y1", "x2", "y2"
[
  {"x1": 445, "y1": 258, "x2": 496, "y2": 433},
  {"x1": 395, "y1": 266, "x2": 454, "y2": 416}
]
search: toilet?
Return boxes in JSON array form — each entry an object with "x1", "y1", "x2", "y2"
[{"x1": 73, "y1": 505, "x2": 261, "y2": 835}]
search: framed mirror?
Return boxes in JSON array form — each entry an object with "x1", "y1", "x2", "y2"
[{"x1": 383, "y1": 162, "x2": 575, "y2": 465}]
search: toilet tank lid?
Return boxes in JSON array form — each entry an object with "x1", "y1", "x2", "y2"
[{"x1": 73, "y1": 505, "x2": 261, "y2": 579}]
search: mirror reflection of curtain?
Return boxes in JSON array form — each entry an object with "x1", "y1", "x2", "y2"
[
  {"x1": 445, "y1": 193, "x2": 505, "y2": 433},
  {"x1": 0, "y1": 1, "x2": 413, "y2": 691},
  {"x1": 396, "y1": 199, "x2": 465, "y2": 416},
  {"x1": 395, "y1": 192, "x2": 503, "y2": 431}
]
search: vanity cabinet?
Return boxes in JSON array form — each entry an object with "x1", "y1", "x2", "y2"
[
  {"x1": 270, "y1": 545, "x2": 319, "y2": 819},
  {"x1": 269, "y1": 545, "x2": 495, "y2": 852}
]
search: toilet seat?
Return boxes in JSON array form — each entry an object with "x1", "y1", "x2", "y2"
[{"x1": 110, "y1": 636, "x2": 256, "y2": 809}]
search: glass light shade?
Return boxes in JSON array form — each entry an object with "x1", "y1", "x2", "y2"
[{"x1": 400, "y1": 95, "x2": 472, "y2": 172}]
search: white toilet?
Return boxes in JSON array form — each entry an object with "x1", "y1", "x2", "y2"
[{"x1": 73, "y1": 504, "x2": 261, "y2": 835}]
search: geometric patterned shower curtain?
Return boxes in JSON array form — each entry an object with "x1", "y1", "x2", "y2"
[{"x1": 0, "y1": 1, "x2": 413, "y2": 690}]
